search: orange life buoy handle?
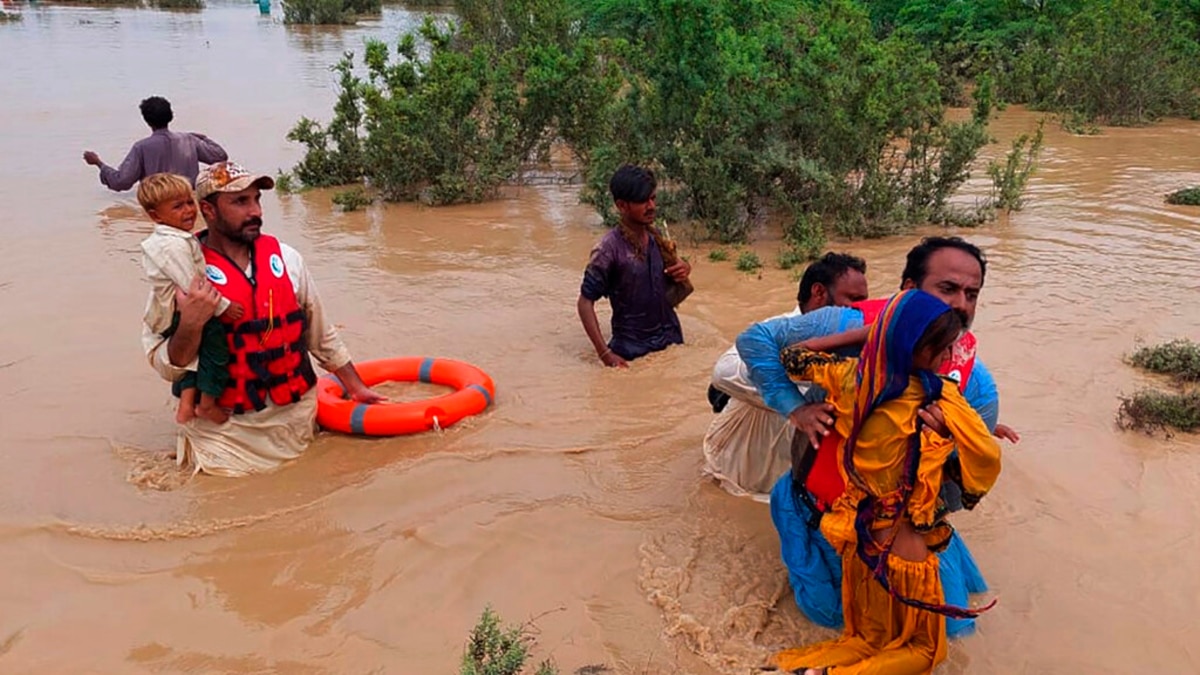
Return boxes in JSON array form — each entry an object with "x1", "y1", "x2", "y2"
[{"x1": 316, "y1": 357, "x2": 495, "y2": 436}]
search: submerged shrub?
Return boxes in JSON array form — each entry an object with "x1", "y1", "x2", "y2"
[
  {"x1": 1128, "y1": 339, "x2": 1200, "y2": 382},
  {"x1": 289, "y1": 0, "x2": 1021, "y2": 242},
  {"x1": 1166, "y1": 187, "x2": 1200, "y2": 206},
  {"x1": 282, "y1": 0, "x2": 380, "y2": 25},
  {"x1": 1117, "y1": 388, "x2": 1200, "y2": 435},
  {"x1": 460, "y1": 607, "x2": 559, "y2": 675}
]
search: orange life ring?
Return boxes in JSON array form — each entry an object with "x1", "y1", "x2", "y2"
[{"x1": 316, "y1": 357, "x2": 495, "y2": 436}]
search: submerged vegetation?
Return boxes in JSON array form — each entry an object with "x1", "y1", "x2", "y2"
[
  {"x1": 282, "y1": 0, "x2": 380, "y2": 24},
  {"x1": 1119, "y1": 340, "x2": 1200, "y2": 434},
  {"x1": 284, "y1": 0, "x2": 1200, "y2": 252},
  {"x1": 287, "y1": 0, "x2": 1051, "y2": 253},
  {"x1": 1117, "y1": 389, "x2": 1200, "y2": 435},
  {"x1": 1165, "y1": 186, "x2": 1200, "y2": 206},
  {"x1": 460, "y1": 607, "x2": 559, "y2": 675},
  {"x1": 1128, "y1": 339, "x2": 1200, "y2": 382}
]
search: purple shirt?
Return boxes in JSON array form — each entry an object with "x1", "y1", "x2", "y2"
[
  {"x1": 99, "y1": 128, "x2": 228, "y2": 191},
  {"x1": 580, "y1": 228, "x2": 684, "y2": 359}
]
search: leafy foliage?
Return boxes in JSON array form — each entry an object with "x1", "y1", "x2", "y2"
[
  {"x1": 1166, "y1": 186, "x2": 1200, "y2": 205},
  {"x1": 460, "y1": 607, "x2": 559, "y2": 675},
  {"x1": 1128, "y1": 339, "x2": 1200, "y2": 381},
  {"x1": 287, "y1": 0, "x2": 1040, "y2": 244},
  {"x1": 282, "y1": 0, "x2": 380, "y2": 25}
]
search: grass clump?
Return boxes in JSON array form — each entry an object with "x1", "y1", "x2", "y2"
[
  {"x1": 707, "y1": 248, "x2": 729, "y2": 262},
  {"x1": 150, "y1": 0, "x2": 203, "y2": 8},
  {"x1": 1117, "y1": 389, "x2": 1200, "y2": 435},
  {"x1": 282, "y1": 0, "x2": 379, "y2": 25},
  {"x1": 460, "y1": 607, "x2": 558, "y2": 675},
  {"x1": 735, "y1": 251, "x2": 762, "y2": 273},
  {"x1": 332, "y1": 187, "x2": 371, "y2": 211},
  {"x1": 1128, "y1": 339, "x2": 1200, "y2": 382},
  {"x1": 1165, "y1": 187, "x2": 1200, "y2": 206}
]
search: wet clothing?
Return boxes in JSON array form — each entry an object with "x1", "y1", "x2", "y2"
[
  {"x1": 580, "y1": 228, "x2": 683, "y2": 360},
  {"x1": 771, "y1": 291, "x2": 1001, "y2": 675},
  {"x1": 142, "y1": 238, "x2": 352, "y2": 477},
  {"x1": 142, "y1": 225, "x2": 233, "y2": 399},
  {"x1": 98, "y1": 128, "x2": 227, "y2": 190},
  {"x1": 735, "y1": 304, "x2": 1000, "y2": 637},
  {"x1": 163, "y1": 312, "x2": 228, "y2": 399}
]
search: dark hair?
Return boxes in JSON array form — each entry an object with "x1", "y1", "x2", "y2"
[
  {"x1": 901, "y1": 236, "x2": 987, "y2": 288},
  {"x1": 609, "y1": 164, "x2": 656, "y2": 203},
  {"x1": 913, "y1": 308, "x2": 964, "y2": 366},
  {"x1": 797, "y1": 252, "x2": 867, "y2": 306},
  {"x1": 139, "y1": 96, "x2": 174, "y2": 129}
]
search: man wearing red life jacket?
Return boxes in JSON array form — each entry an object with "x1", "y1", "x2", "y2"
[
  {"x1": 141, "y1": 161, "x2": 383, "y2": 476},
  {"x1": 735, "y1": 237, "x2": 1019, "y2": 638}
]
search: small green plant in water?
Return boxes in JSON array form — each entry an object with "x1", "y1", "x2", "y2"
[
  {"x1": 708, "y1": 248, "x2": 729, "y2": 262},
  {"x1": 1128, "y1": 339, "x2": 1200, "y2": 382},
  {"x1": 332, "y1": 187, "x2": 371, "y2": 212},
  {"x1": 735, "y1": 251, "x2": 762, "y2": 273},
  {"x1": 150, "y1": 0, "x2": 204, "y2": 8},
  {"x1": 0, "y1": 9, "x2": 21, "y2": 20},
  {"x1": 274, "y1": 171, "x2": 297, "y2": 195},
  {"x1": 1117, "y1": 389, "x2": 1200, "y2": 435},
  {"x1": 987, "y1": 121, "x2": 1044, "y2": 212},
  {"x1": 1166, "y1": 187, "x2": 1200, "y2": 206},
  {"x1": 460, "y1": 607, "x2": 558, "y2": 675}
]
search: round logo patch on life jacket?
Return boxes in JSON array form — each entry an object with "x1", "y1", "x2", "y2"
[
  {"x1": 947, "y1": 368, "x2": 962, "y2": 384},
  {"x1": 269, "y1": 253, "x2": 285, "y2": 279},
  {"x1": 205, "y1": 264, "x2": 228, "y2": 286}
]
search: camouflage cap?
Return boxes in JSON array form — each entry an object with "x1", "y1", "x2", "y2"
[{"x1": 195, "y1": 161, "x2": 275, "y2": 201}]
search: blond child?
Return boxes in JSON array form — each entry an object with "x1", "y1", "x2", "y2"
[{"x1": 137, "y1": 173, "x2": 243, "y2": 424}]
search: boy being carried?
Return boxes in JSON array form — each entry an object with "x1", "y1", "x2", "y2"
[{"x1": 137, "y1": 173, "x2": 243, "y2": 424}]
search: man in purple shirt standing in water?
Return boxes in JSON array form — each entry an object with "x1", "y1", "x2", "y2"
[
  {"x1": 577, "y1": 164, "x2": 693, "y2": 367},
  {"x1": 83, "y1": 96, "x2": 228, "y2": 191}
]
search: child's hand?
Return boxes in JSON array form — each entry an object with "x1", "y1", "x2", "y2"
[
  {"x1": 225, "y1": 302, "x2": 245, "y2": 321},
  {"x1": 917, "y1": 402, "x2": 950, "y2": 438},
  {"x1": 993, "y1": 423, "x2": 1021, "y2": 444}
]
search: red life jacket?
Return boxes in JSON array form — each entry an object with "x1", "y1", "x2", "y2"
[
  {"x1": 802, "y1": 298, "x2": 977, "y2": 510},
  {"x1": 202, "y1": 234, "x2": 316, "y2": 414}
]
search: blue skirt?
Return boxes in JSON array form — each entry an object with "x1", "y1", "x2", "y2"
[{"x1": 768, "y1": 473, "x2": 988, "y2": 638}]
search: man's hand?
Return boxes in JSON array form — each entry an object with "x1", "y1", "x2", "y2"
[
  {"x1": 347, "y1": 384, "x2": 387, "y2": 404},
  {"x1": 600, "y1": 349, "x2": 628, "y2": 368},
  {"x1": 82, "y1": 151, "x2": 102, "y2": 166},
  {"x1": 664, "y1": 259, "x2": 691, "y2": 282},
  {"x1": 174, "y1": 274, "x2": 221, "y2": 327},
  {"x1": 993, "y1": 423, "x2": 1021, "y2": 444},
  {"x1": 917, "y1": 402, "x2": 950, "y2": 438},
  {"x1": 789, "y1": 402, "x2": 836, "y2": 448}
]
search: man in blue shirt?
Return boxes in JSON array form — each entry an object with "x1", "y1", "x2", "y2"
[{"x1": 736, "y1": 236, "x2": 1019, "y2": 637}]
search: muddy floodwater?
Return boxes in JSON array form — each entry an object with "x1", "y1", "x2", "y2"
[{"x1": 1, "y1": 2, "x2": 1199, "y2": 672}]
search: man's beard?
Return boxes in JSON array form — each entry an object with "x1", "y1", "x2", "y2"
[
  {"x1": 955, "y1": 308, "x2": 971, "y2": 330},
  {"x1": 216, "y1": 216, "x2": 262, "y2": 243}
]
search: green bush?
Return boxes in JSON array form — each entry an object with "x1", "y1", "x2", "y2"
[
  {"x1": 151, "y1": 0, "x2": 204, "y2": 8},
  {"x1": 735, "y1": 250, "x2": 763, "y2": 273},
  {"x1": 1117, "y1": 388, "x2": 1200, "y2": 434},
  {"x1": 460, "y1": 607, "x2": 558, "y2": 675},
  {"x1": 1166, "y1": 187, "x2": 1200, "y2": 205},
  {"x1": 707, "y1": 248, "x2": 729, "y2": 262},
  {"x1": 283, "y1": 0, "x2": 380, "y2": 24},
  {"x1": 1128, "y1": 339, "x2": 1200, "y2": 381},
  {"x1": 987, "y1": 120, "x2": 1044, "y2": 211},
  {"x1": 332, "y1": 187, "x2": 371, "y2": 211},
  {"x1": 289, "y1": 0, "x2": 1014, "y2": 242}
]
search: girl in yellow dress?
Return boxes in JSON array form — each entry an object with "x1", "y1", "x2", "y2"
[{"x1": 773, "y1": 289, "x2": 1002, "y2": 675}]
